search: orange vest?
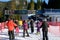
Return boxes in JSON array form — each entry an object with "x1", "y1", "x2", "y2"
[{"x1": 7, "y1": 20, "x2": 17, "y2": 31}]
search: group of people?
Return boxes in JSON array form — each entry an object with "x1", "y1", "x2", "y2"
[{"x1": 0, "y1": 18, "x2": 49, "y2": 40}]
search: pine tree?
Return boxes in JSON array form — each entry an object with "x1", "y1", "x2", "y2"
[
  {"x1": 37, "y1": 0, "x2": 41, "y2": 10},
  {"x1": 11, "y1": 0, "x2": 16, "y2": 10},
  {"x1": 29, "y1": 0, "x2": 35, "y2": 10},
  {"x1": 17, "y1": 0, "x2": 27, "y2": 10}
]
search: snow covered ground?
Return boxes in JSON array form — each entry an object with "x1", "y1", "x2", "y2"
[{"x1": 0, "y1": 26, "x2": 60, "y2": 40}]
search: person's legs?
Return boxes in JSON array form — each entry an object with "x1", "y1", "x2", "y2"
[
  {"x1": 37, "y1": 28, "x2": 40, "y2": 34},
  {"x1": 36, "y1": 28, "x2": 39, "y2": 35},
  {"x1": 31, "y1": 26, "x2": 33, "y2": 33},
  {"x1": 23, "y1": 29, "x2": 25, "y2": 37},
  {"x1": 31, "y1": 26, "x2": 34, "y2": 33},
  {"x1": 32, "y1": 27, "x2": 34, "y2": 33},
  {"x1": 26, "y1": 30, "x2": 29, "y2": 37},
  {"x1": 11, "y1": 30, "x2": 15, "y2": 40},
  {"x1": 8, "y1": 31, "x2": 12, "y2": 40},
  {"x1": 45, "y1": 31, "x2": 48, "y2": 40},
  {"x1": 43, "y1": 31, "x2": 45, "y2": 40}
]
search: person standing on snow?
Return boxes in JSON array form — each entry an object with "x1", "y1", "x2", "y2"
[
  {"x1": 7, "y1": 18, "x2": 17, "y2": 40},
  {"x1": 36, "y1": 20, "x2": 41, "y2": 34},
  {"x1": 14, "y1": 20, "x2": 19, "y2": 35},
  {"x1": 23, "y1": 20, "x2": 29, "y2": 37},
  {"x1": 40, "y1": 18, "x2": 49, "y2": 40},
  {"x1": 30, "y1": 19, "x2": 34, "y2": 33}
]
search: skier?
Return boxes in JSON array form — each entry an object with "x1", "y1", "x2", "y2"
[
  {"x1": 23, "y1": 20, "x2": 29, "y2": 37},
  {"x1": 7, "y1": 18, "x2": 17, "y2": 40},
  {"x1": 30, "y1": 19, "x2": 34, "y2": 33},
  {"x1": 36, "y1": 20, "x2": 41, "y2": 34},
  {"x1": 40, "y1": 18, "x2": 49, "y2": 40},
  {"x1": 14, "y1": 20, "x2": 19, "y2": 35},
  {"x1": 15, "y1": 26, "x2": 19, "y2": 36}
]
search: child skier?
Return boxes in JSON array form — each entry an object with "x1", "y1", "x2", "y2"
[
  {"x1": 23, "y1": 20, "x2": 29, "y2": 37},
  {"x1": 36, "y1": 20, "x2": 41, "y2": 34},
  {"x1": 15, "y1": 26, "x2": 19, "y2": 36},
  {"x1": 14, "y1": 20, "x2": 19, "y2": 36}
]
